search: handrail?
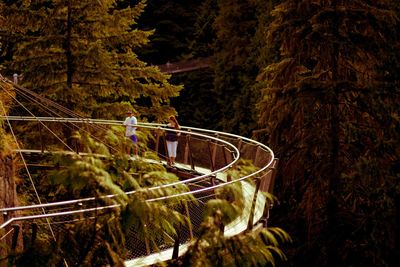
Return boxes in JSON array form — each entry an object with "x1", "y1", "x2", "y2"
[
  {"x1": 0, "y1": 116, "x2": 274, "y2": 224},
  {"x1": 1, "y1": 204, "x2": 120, "y2": 229},
  {"x1": 0, "y1": 116, "x2": 241, "y2": 213}
]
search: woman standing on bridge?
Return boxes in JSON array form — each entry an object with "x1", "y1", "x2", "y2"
[{"x1": 165, "y1": 115, "x2": 180, "y2": 166}]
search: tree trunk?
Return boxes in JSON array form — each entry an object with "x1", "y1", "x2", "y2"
[{"x1": 0, "y1": 154, "x2": 23, "y2": 265}]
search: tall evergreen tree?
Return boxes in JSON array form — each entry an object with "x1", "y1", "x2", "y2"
[
  {"x1": 0, "y1": 0, "x2": 181, "y2": 120},
  {"x1": 167, "y1": 0, "x2": 219, "y2": 129},
  {"x1": 256, "y1": 1, "x2": 400, "y2": 266},
  {"x1": 211, "y1": 0, "x2": 259, "y2": 136}
]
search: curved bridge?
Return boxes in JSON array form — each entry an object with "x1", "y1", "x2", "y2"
[{"x1": 0, "y1": 76, "x2": 278, "y2": 266}]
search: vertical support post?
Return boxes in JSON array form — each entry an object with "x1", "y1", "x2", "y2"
[
  {"x1": 11, "y1": 224, "x2": 20, "y2": 250},
  {"x1": 237, "y1": 138, "x2": 243, "y2": 152},
  {"x1": 155, "y1": 128, "x2": 161, "y2": 161},
  {"x1": 247, "y1": 177, "x2": 262, "y2": 231},
  {"x1": 145, "y1": 238, "x2": 150, "y2": 255},
  {"x1": 38, "y1": 122, "x2": 44, "y2": 153},
  {"x1": 144, "y1": 221, "x2": 151, "y2": 256},
  {"x1": 5, "y1": 224, "x2": 20, "y2": 267},
  {"x1": 185, "y1": 134, "x2": 195, "y2": 170},
  {"x1": 207, "y1": 139, "x2": 215, "y2": 172},
  {"x1": 163, "y1": 130, "x2": 169, "y2": 165},
  {"x1": 222, "y1": 145, "x2": 228, "y2": 166},
  {"x1": 31, "y1": 223, "x2": 38, "y2": 245},
  {"x1": 184, "y1": 202, "x2": 193, "y2": 239},
  {"x1": 75, "y1": 139, "x2": 80, "y2": 154},
  {"x1": 183, "y1": 132, "x2": 189, "y2": 165},
  {"x1": 212, "y1": 134, "x2": 218, "y2": 166},
  {"x1": 172, "y1": 227, "x2": 181, "y2": 259},
  {"x1": 254, "y1": 146, "x2": 261, "y2": 167},
  {"x1": 172, "y1": 202, "x2": 188, "y2": 259}
]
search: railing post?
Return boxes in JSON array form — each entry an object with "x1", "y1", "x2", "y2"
[
  {"x1": 11, "y1": 224, "x2": 20, "y2": 250},
  {"x1": 207, "y1": 139, "x2": 215, "y2": 172},
  {"x1": 212, "y1": 134, "x2": 218, "y2": 166},
  {"x1": 172, "y1": 202, "x2": 189, "y2": 259},
  {"x1": 222, "y1": 145, "x2": 228, "y2": 166},
  {"x1": 184, "y1": 133, "x2": 195, "y2": 170},
  {"x1": 31, "y1": 223, "x2": 38, "y2": 245},
  {"x1": 184, "y1": 203, "x2": 193, "y2": 239},
  {"x1": 145, "y1": 222, "x2": 151, "y2": 255},
  {"x1": 259, "y1": 158, "x2": 279, "y2": 194},
  {"x1": 254, "y1": 146, "x2": 261, "y2": 167},
  {"x1": 163, "y1": 130, "x2": 169, "y2": 165},
  {"x1": 38, "y1": 122, "x2": 44, "y2": 152},
  {"x1": 172, "y1": 226, "x2": 181, "y2": 259},
  {"x1": 155, "y1": 128, "x2": 161, "y2": 161},
  {"x1": 5, "y1": 224, "x2": 20, "y2": 267},
  {"x1": 74, "y1": 138, "x2": 80, "y2": 154},
  {"x1": 237, "y1": 138, "x2": 243, "y2": 152},
  {"x1": 247, "y1": 176, "x2": 262, "y2": 231}
]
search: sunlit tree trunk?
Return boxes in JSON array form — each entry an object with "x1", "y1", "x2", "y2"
[{"x1": 0, "y1": 154, "x2": 23, "y2": 265}]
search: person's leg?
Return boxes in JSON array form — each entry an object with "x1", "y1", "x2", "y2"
[
  {"x1": 166, "y1": 141, "x2": 173, "y2": 165},
  {"x1": 171, "y1": 141, "x2": 178, "y2": 165},
  {"x1": 130, "y1": 135, "x2": 138, "y2": 156}
]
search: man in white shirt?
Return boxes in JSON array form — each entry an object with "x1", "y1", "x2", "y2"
[{"x1": 123, "y1": 110, "x2": 138, "y2": 156}]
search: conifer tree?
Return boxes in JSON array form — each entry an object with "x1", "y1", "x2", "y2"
[
  {"x1": 211, "y1": 0, "x2": 259, "y2": 136},
  {"x1": 256, "y1": 1, "x2": 400, "y2": 266},
  {"x1": 0, "y1": 0, "x2": 181, "y2": 120}
]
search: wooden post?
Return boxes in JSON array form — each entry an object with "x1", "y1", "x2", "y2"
[
  {"x1": 172, "y1": 226, "x2": 181, "y2": 259},
  {"x1": 237, "y1": 138, "x2": 243, "y2": 152},
  {"x1": 185, "y1": 134, "x2": 195, "y2": 170},
  {"x1": 184, "y1": 203, "x2": 193, "y2": 239},
  {"x1": 207, "y1": 139, "x2": 215, "y2": 172},
  {"x1": 172, "y1": 202, "x2": 187, "y2": 259},
  {"x1": 31, "y1": 223, "x2": 38, "y2": 245},
  {"x1": 254, "y1": 146, "x2": 261, "y2": 167},
  {"x1": 163, "y1": 130, "x2": 169, "y2": 165},
  {"x1": 247, "y1": 177, "x2": 262, "y2": 231},
  {"x1": 38, "y1": 122, "x2": 44, "y2": 153},
  {"x1": 222, "y1": 145, "x2": 228, "y2": 166},
  {"x1": 0, "y1": 155, "x2": 23, "y2": 261},
  {"x1": 155, "y1": 129, "x2": 161, "y2": 161},
  {"x1": 10, "y1": 225, "x2": 20, "y2": 250}
]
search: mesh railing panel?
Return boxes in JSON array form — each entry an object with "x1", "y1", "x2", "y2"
[{"x1": 1, "y1": 117, "x2": 275, "y2": 266}]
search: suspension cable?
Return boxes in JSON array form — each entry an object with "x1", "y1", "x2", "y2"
[
  {"x1": 0, "y1": 98, "x2": 57, "y2": 242},
  {"x1": 9, "y1": 82, "x2": 121, "y2": 154},
  {"x1": 1, "y1": 87, "x2": 75, "y2": 152}
]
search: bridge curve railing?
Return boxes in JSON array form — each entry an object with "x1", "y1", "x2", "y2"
[{"x1": 0, "y1": 116, "x2": 276, "y2": 266}]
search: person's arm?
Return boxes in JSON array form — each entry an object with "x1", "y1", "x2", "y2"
[{"x1": 132, "y1": 117, "x2": 138, "y2": 128}]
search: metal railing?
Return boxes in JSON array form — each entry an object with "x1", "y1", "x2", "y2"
[{"x1": 0, "y1": 116, "x2": 277, "y2": 266}]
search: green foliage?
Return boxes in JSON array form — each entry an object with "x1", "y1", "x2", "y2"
[
  {"x1": 204, "y1": 160, "x2": 258, "y2": 225},
  {"x1": 12, "y1": 127, "x2": 195, "y2": 265},
  {"x1": 0, "y1": 0, "x2": 182, "y2": 120},
  {"x1": 160, "y1": 159, "x2": 289, "y2": 267},
  {"x1": 256, "y1": 1, "x2": 400, "y2": 266},
  {"x1": 15, "y1": 209, "x2": 127, "y2": 266},
  {"x1": 49, "y1": 154, "x2": 128, "y2": 203},
  {"x1": 170, "y1": 209, "x2": 290, "y2": 267},
  {"x1": 0, "y1": 80, "x2": 16, "y2": 154},
  {"x1": 211, "y1": 0, "x2": 260, "y2": 136}
]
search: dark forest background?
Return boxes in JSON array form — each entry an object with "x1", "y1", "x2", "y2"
[
  {"x1": 140, "y1": 0, "x2": 400, "y2": 266},
  {"x1": 1, "y1": 0, "x2": 400, "y2": 266},
  {"x1": 137, "y1": 2, "x2": 400, "y2": 265}
]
